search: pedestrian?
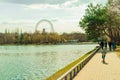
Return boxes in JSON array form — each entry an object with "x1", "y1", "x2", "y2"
[
  {"x1": 108, "y1": 41, "x2": 112, "y2": 51},
  {"x1": 111, "y1": 41, "x2": 116, "y2": 51},
  {"x1": 101, "y1": 40, "x2": 107, "y2": 63},
  {"x1": 100, "y1": 40, "x2": 104, "y2": 50}
]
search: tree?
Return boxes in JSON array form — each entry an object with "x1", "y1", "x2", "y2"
[
  {"x1": 107, "y1": 0, "x2": 120, "y2": 44},
  {"x1": 23, "y1": 33, "x2": 32, "y2": 44},
  {"x1": 61, "y1": 32, "x2": 86, "y2": 42},
  {"x1": 79, "y1": 2, "x2": 120, "y2": 44},
  {"x1": 80, "y1": 4, "x2": 109, "y2": 40}
]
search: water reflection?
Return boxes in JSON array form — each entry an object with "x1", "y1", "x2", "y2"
[{"x1": 0, "y1": 51, "x2": 57, "y2": 57}]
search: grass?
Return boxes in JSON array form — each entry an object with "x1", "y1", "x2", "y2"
[
  {"x1": 115, "y1": 46, "x2": 120, "y2": 57},
  {"x1": 46, "y1": 49, "x2": 96, "y2": 80}
]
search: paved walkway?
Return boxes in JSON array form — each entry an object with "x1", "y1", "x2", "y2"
[{"x1": 73, "y1": 50, "x2": 120, "y2": 80}]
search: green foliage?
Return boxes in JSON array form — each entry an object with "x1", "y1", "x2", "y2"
[
  {"x1": 80, "y1": 3, "x2": 109, "y2": 40},
  {"x1": 80, "y1": 1, "x2": 120, "y2": 44}
]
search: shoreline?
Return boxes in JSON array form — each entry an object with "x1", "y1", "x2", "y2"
[{"x1": 0, "y1": 42, "x2": 98, "y2": 46}]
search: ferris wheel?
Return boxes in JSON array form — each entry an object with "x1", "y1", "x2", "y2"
[{"x1": 35, "y1": 19, "x2": 54, "y2": 33}]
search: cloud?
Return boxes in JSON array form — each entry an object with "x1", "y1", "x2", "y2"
[
  {"x1": 1, "y1": 0, "x2": 89, "y2": 9},
  {"x1": 1, "y1": 0, "x2": 108, "y2": 6},
  {"x1": 0, "y1": 0, "x2": 108, "y2": 23},
  {"x1": 26, "y1": 4, "x2": 60, "y2": 9},
  {"x1": 61, "y1": 0, "x2": 79, "y2": 7},
  {"x1": 25, "y1": 0, "x2": 107, "y2": 10},
  {"x1": 0, "y1": 0, "x2": 67, "y2": 4},
  {"x1": 0, "y1": 0, "x2": 108, "y2": 33},
  {"x1": 0, "y1": 0, "x2": 106, "y2": 24},
  {"x1": 26, "y1": 0, "x2": 84, "y2": 9}
]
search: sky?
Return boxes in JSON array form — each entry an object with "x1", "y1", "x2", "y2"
[{"x1": 0, "y1": 0, "x2": 108, "y2": 33}]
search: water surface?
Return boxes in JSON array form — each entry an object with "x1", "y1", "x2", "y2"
[{"x1": 0, "y1": 44, "x2": 98, "y2": 80}]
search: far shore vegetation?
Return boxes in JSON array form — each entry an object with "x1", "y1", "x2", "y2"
[{"x1": 0, "y1": 29, "x2": 87, "y2": 45}]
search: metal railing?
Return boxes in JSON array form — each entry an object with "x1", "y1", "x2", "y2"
[{"x1": 57, "y1": 46, "x2": 100, "y2": 80}]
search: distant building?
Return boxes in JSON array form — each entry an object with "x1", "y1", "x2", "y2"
[
  {"x1": 67, "y1": 39, "x2": 78, "y2": 43},
  {"x1": 42, "y1": 28, "x2": 46, "y2": 34}
]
